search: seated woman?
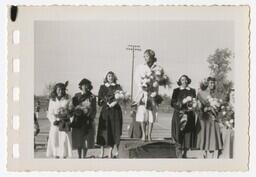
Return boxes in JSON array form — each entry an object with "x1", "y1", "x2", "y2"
[{"x1": 171, "y1": 75, "x2": 197, "y2": 158}]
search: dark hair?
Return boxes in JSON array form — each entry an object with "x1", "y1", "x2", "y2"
[
  {"x1": 207, "y1": 77, "x2": 216, "y2": 82},
  {"x1": 144, "y1": 49, "x2": 157, "y2": 63},
  {"x1": 79, "y1": 78, "x2": 93, "y2": 91},
  {"x1": 103, "y1": 71, "x2": 118, "y2": 84},
  {"x1": 207, "y1": 77, "x2": 216, "y2": 90},
  {"x1": 177, "y1": 75, "x2": 191, "y2": 86},
  {"x1": 50, "y1": 81, "x2": 69, "y2": 101}
]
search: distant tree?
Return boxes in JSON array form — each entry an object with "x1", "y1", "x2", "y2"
[
  {"x1": 43, "y1": 82, "x2": 56, "y2": 97},
  {"x1": 207, "y1": 48, "x2": 234, "y2": 99},
  {"x1": 161, "y1": 93, "x2": 172, "y2": 105},
  {"x1": 159, "y1": 93, "x2": 172, "y2": 112}
]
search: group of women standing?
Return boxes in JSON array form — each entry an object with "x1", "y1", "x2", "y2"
[
  {"x1": 46, "y1": 71, "x2": 123, "y2": 158},
  {"x1": 171, "y1": 75, "x2": 224, "y2": 158},
  {"x1": 45, "y1": 48, "x2": 231, "y2": 159}
]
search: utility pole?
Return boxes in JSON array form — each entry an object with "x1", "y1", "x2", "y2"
[{"x1": 126, "y1": 45, "x2": 141, "y2": 101}]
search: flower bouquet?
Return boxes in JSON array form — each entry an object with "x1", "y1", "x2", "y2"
[
  {"x1": 71, "y1": 99, "x2": 91, "y2": 128},
  {"x1": 204, "y1": 96, "x2": 223, "y2": 120},
  {"x1": 219, "y1": 104, "x2": 234, "y2": 128},
  {"x1": 54, "y1": 107, "x2": 71, "y2": 132},
  {"x1": 151, "y1": 65, "x2": 171, "y2": 88},
  {"x1": 138, "y1": 66, "x2": 168, "y2": 110},
  {"x1": 179, "y1": 96, "x2": 199, "y2": 131}
]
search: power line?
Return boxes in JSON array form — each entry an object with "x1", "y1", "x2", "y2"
[{"x1": 126, "y1": 45, "x2": 141, "y2": 101}]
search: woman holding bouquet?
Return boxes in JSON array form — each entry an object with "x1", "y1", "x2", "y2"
[
  {"x1": 135, "y1": 49, "x2": 167, "y2": 141},
  {"x1": 171, "y1": 75, "x2": 197, "y2": 158},
  {"x1": 96, "y1": 71, "x2": 123, "y2": 158},
  {"x1": 196, "y1": 77, "x2": 223, "y2": 158},
  {"x1": 46, "y1": 81, "x2": 72, "y2": 158},
  {"x1": 71, "y1": 78, "x2": 96, "y2": 158}
]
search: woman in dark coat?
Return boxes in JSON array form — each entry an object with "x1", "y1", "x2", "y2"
[
  {"x1": 71, "y1": 78, "x2": 96, "y2": 158},
  {"x1": 171, "y1": 75, "x2": 197, "y2": 158},
  {"x1": 96, "y1": 71, "x2": 123, "y2": 158}
]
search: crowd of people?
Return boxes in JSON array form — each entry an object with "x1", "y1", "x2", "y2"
[{"x1": 36, "y1": 49, "x2": 234, "y2": 159}]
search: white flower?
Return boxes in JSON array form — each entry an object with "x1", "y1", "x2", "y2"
[
  {"x1": 146, "y1": 71, "x2": 152, "y2": 77},
  {"x1": 151, "y1": 92, "x2": 157, "y2": 97},
  {"x1": 192, "y1": 102, "x2": 198, "y2": 108},
  {"x1": 153, "y1": 81, "x2": 159, "y2": 88},
  {"x1": 207, "y1": 95, "x2": 211, "y2": 100},
  {"x1": 222, "y1": 111, "x2": 226, "y2": 116},
  {"x1": 229, "y1": 119, "x2": 234, "y2": 123},
  {"x1": 187, "y1": 96, "x2": 192, "y2": 102},
  {"x1": 155, "y1": 70, "x2": 162, "y2": 76},
  {"x1": 115, "y1": 93, "x2": 120, "y2": 99},
  {"x1": 182, "y1": 97, "x2": 188, "y2": 104},
  {"x1": 145, "y1": 78, "x2": 151, "y2": 83},
  {"x1": 119, "y1": 94, "x2": 124, "y2": 100}
]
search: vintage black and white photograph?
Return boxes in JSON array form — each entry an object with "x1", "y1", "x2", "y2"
[
  {"x1": 6, "y1": 6, "x2": 249, "y2": 171},
  {"x1": 33, "y1": 20, "x2": 236, "y2": 159}
]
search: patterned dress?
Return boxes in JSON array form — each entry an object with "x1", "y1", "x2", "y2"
[
  {"x1": 196, "y1": 89, "x2": 223, "y2": 151},
  {"x1": 96, "y1": 83, "x2": 123, "y2": 147}
]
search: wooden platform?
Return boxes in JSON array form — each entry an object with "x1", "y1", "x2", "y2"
[{"x1": 119, "y1": 138, "x2": 180, "y2": 158}]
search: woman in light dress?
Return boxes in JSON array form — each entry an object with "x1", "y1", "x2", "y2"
[
  {"x1": 134, "y1": 49, "x2": 159, "y2": 141},
  {"x1": 46, "y1": 81, "x2": 73, "y2": 158}
]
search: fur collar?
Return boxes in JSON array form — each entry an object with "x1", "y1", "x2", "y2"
[
  {"x1": 179, "y1": 86, "x2": 191, "y2": 90},
  {"x1": 105, "y1": 82, "x2": 116, "y2": 87}
]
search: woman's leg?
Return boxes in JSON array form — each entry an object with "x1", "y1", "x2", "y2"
[
  {"x1": 148, "y1": 122, "x2": 153, "y2": 141},
  {"x1": 82, "y1": 148, "x2": 88, "y2": 158},
  {"x1": 141, "y1": 122, "x2": 146, "y2": 141},
  {"x1": 100, "y1": 146, "x2": 104, "y2": 158},
  {"x1": 108, "y1": 146, "x2": 113, "y2": 158},
  {"x1": 113, "y1": 144, "x2": 119, "y2": 157},
  {"x1": 205, "y1": 150, "x2": 215, "y2": 158},
  {"x1": 77, "y1": 148, "x2": 82, "y2": 159},
  {"x1": 182, "y1": 149, "x2": 188, "y2": 158}
]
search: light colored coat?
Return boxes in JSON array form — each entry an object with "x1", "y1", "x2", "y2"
[{"x1": 46, "y1": 97, "x2": 72, "y2": 158}]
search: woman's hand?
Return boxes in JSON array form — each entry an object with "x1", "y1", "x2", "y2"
[{"x1": 108, "y1": 101, "x2": 117, "y2": 108}]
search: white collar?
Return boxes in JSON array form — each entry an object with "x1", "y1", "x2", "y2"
[
  {"x1": 179, "y1": 86, "x2": 191, "y2": 90},
  {"x1": 105, "y1": 82, "x2": 116, "y2": 87},
  {"x1": 144, "y1": 62, "x2": 157, "y2": 70}
]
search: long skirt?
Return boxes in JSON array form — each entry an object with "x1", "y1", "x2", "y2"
[
  {"x1": 171, "y1": 110, "x2": 196, "y2": 149},
  {"x1": 72, "y1": 121, "x2": 95, "y2": 149},
  {"x1": 46, "y1": 125, "x2": 72, "y2": 158},
  {"x1": 196, "y1": 112, "x2": 223, "y2": 151},
  {"x1": 97, "y1": 105, "x2": 123, "y2": 147}
]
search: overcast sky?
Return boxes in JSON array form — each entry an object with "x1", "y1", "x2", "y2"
[{"x1": 35, "y1": 20, "x2": 234, "y2": 97}]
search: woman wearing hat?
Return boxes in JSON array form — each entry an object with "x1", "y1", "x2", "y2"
[
  {"x1": 196, "y1": 77, "x2": 223, "y2": 158},
  {"x1": 46, "y1": 81, "x2": 73, "y2": 158},
  {"x1": 96, "y1": 71, "x2": 123, "y2": 158},
  {"x1": 171, "y1": 75, "x2": 197, "y2": 158},
  {"x1": 70, "y1": 78, "x2": 96, "y2": 158}
]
